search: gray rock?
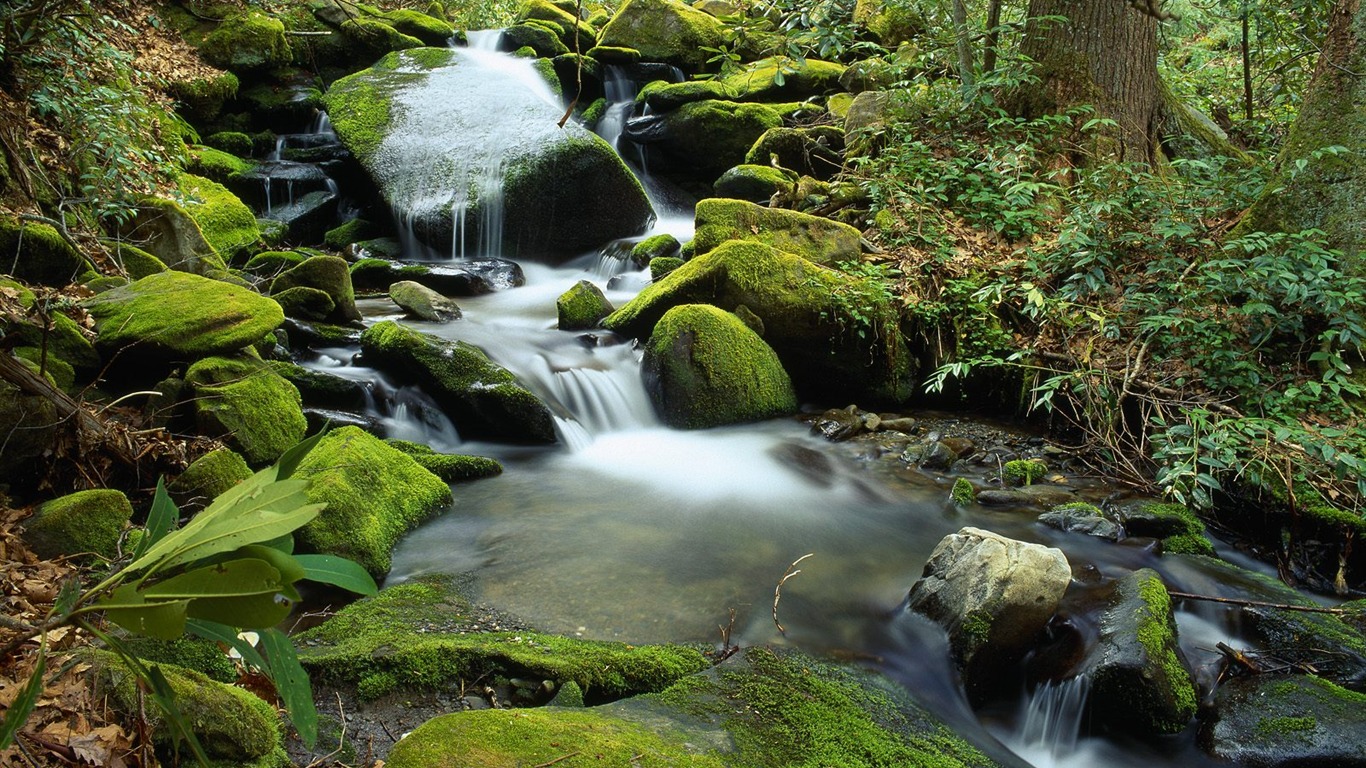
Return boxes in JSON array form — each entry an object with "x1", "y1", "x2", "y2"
[
  {"x1": 908, "y1": 527, "x2": 1070, "y2": 699},
  {"x1": 1038, "y1": 502, "x2": 1122, "y2": 540},
  {"x1": 390, "y1": 280, "x2": 461, "y2": 322},
  {"x1": 918, "y1": 440, "x2": 959, "y2": 471},
  {"x1": 1201, "y1": 674, "x2": 1366, "y2": 766},
  {"x1": 811, "y1": 407, "x2": 864, "y2": 441}
]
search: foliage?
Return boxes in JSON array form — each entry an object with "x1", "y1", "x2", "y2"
[
  {"x1": 814, "y1": 259, "x2": 900, "y2": 342},
  {"x1": 702, "y1": 0, "x2": 883, "y2": 79},
  {"x1": 0, "y1": 433, "x2": 379, "y2": 761},
  {"x1": 0, "y1": 0, "x2": 183, "y2": 225}
]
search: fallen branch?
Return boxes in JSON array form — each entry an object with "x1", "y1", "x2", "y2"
[
  {"x1": 772, "y1": 553, "x2": 813, "y2": 636},
  {"x1": 1168, "y1": 590, "x2": 1347, "y2": 615},
  {"x1": 532, "y1": 751, "x2": 581, "y2": 768},
  {"x1": 0, "y1": 352, "x2": 140, "y2": 471}
]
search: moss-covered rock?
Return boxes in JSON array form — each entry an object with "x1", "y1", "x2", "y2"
[
  {"x1": 504, "y1": 21, "x2": 571, "y2": 57},
  {"x1": 1, "y1": 307, "x2": 99, "y2": 380},
  {"x1": 293, "y1": 427, "x2": 451, "y2": 576},
  {"x1": 629, "y1": 233, "x2": 680, "y2": 267},
  {"x1": 1119, "y1": 501, "x2": 1216, "y2": 556},
  {"x1": 185, "y1": 354, "x2": 306, "y2": 465},
  {"x1": 643, "y1": 100, "x2": 785, "y2": 182},
  {"x1": 517, "y1": 0, "x2": 597, "y2": 51},
  {"x1": 557, "y1": 279, "x2": 614, "y2": 330},
  {"x1": 0, "y1": 216, "x2": 90, "y2": 286},
  {"x1": 597, "y1": 0, "x2": 727, "y2": 74},
  {"x1": 121, "y1": 636, "x2": 238, "y2": 683},
  {"x1": 643, "y1": 304, "x2": 797, "y2": 428},
  {"x1": 84, "y1": 271, "x2": 284, "y2": 362},
  {"x1": 322, "y1": 47, "x2": 444, "y2": 166},
  {"x1": 117, "y1": 196, "x2": 229, "y2": 278},
  {"x1": 186, "y1": 144, "x2": 255, "y2": 185},
  {"x1": 650, "y1": 255, "x2": 685, "y2": 281},
  {"x1": 853, "y1": 0, "x2": 925, "y2": 47},
  {"x1": 360, "y1": 320, "x2": 557, "y2": 443},
  {"x1": 104, "y1": 242, "x2": 168, "y2": 280},
  {"x1": 199, "y1": 11, "x2": 293, "y2": 75},
  {"x1": 89, "y1": 652, "x2": 285, "y2": 765},
  {"x1": 169, "y1": 71, "x2": 240, "y2": 123},
  {"x1": 713, "y1": 164, "x2": 795, "y2": 203},
  {"x1": 605, "y1": 240, "x2": 913, "y2": 404},
  {"x1": 0, "y1": 380, "x2": 58, "y2": 485},
  {"x1": 640, "y1": 57, "x2": 846, "y2": 110},
  {"x1": 1083, "y1": 568, "x2": 1197, "y2": 735},
  {"x1": 323, "y1": 218, "x2": 379, "y2": 250},
  {"x1": 389, "y1": 279, "x2": 461, "y2": 322},
  {"x1": 381, "y1": 8, "x2": 456, "y2": 45},
  {"x1": 244, "y1": 249, "x2": 307, "y2": 277},
  {"x1": 271, "y1": 255, "x2": 361, "y2": 324},
  {"x1": 204, "y1": 130, "x2": 254, "y2": 157},
  {"x1": 295, "y1": 576, "x2": 709, "y2": 699},
  {"x1": 385, "y1": 439, "x2": 503, "y2": 482},
  {"x1": 23, "y1": 489, "x2": 132, "y2": 560},
  {"x1": 1201, "y1": 674, "x2": 1366, "y2": 765},
  {"x1": 272, "y1": 285, "x2": 336, "y2": 321},
  {"x1": 338, "y1": 16, "x2": 426, "y2": 65},
  {"x1": 1001, "y1": 458, "x2": 1047, "y2": 486},
  {"x1": 745, "y1": 125, "x2": 845, "y2": 180},
  {"x1": 176, "y1": 173, "x2": 261, "y2": 264},
  {"x1": 167, "y1": 447, "x2": 253, "y2": 509},
  {"x1": 690, "y1": 198, "x2": 862, "y2": 264},
  {"x1": 14, "y1": 347, "x2": 75, "y2": 391}
]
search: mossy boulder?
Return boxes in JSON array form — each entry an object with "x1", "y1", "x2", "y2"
[
  {"x1": 185, "y1": 354, "x2": 308, "y2": 465},
  {"x1": 339, "y1": 17, "x2": 426, "y2": 64},
  {"x1": 1081, "y1": 568, "x2": 1197, "y2": 735},
  {"x1": 199, "y1": 11, "x2": 293, "y2": 74},
  {"x1": 713, "y1": 164, "x2": 795, "y2": 203},
  {"x1": 295, "y1": 576, "x2": 710, "y2": 699},
  {"x1": 105, "y1": 242, "x2": 169, "y2": 279},
  {"x1": 381, "y1": 8, "x2": 456, "y2": 45},
  {"x1": 271, "y1": 255, "x2": 362, "y2": 324},
  {"x1": 853, "y1": 0, "x2": 926, "y2": 47},
  {"x1": 1118, "y1": 501, "x2": 1216, "y2": 556},
  {"x1": 557, "y1": 279, "x2": 614, "y2": 330},
  {"x1": 244, "y1": 249, "x2": 306, "y2": 277},
  {"x1": 640, "y1": 57, "x2": 846, "y2": 109},
  {"x1": 389, "y1": 279, "x2": 462, "y2": 322},
  {"x1": 204, "y1": 130, "x2": 254, "y2": 157},
  {"x1": 0, "y1": 216, "x2": 91, "y2": 286},
  {"x1": 169, "y1": 71, "x2": 240, "y2": 123},
  {"x1": 605, "y1": 240, "x2": 913, "y2": 404},
  {"x1": 89, "y1": 652, "x2": 285, "y2": 765},
  {"x1": 117, "y1": 195, "x2": 229, "y2": 277},
  {"x1": 386, "y1": 439, "x2": 503, "y2": 482},
  {"x1": 1, "y1": 308, "x2": 99, "y2": 379},
  {"x1": 14, "y1": 347, "x2": 75, "y2": 391},
  {"x1": 167, "y1": 447, "x2": 253, "y2": 509},
  {"x1": 23, "y1": 489, "x2": 132, "y2": 560},
  {"x1": 272, "y1": 285, "x2": 336, "y2": 321},
  {"x1": 294, "y1": 426, "x2": 452, "y2": 577},
  {"x1": 597, "y1": 0, "x2": 727, "y2": 74},
  {"x1": 186, "y1": 144, "x2": 255, "y2": 184},
  {"x1": 1001, "y1": 458, "x2": 1047, "y2": 486},
  {"x1": 690, "y1": 198, "x2": 862, "y2": 264},
  {"x1": 517, "y1": 0, "x2": 597, "y2": 51},
  {"x1": 1201, "y1": 674, "x2": 1366, "y2": 765},
  {"x1": 120, "y1": 636, "x2": 238, "y2": 683},
  {"x1": 325, "y1": 48, "x2": 653, "y2": 260},
  {"x1": 504, "y1": 22, "x2": 571, "y2": 57},
  {"x1": 84, "y1": 271, "x2": 284, "y2": 362},
  {"x1": 323, "y1": 218, "x2": 379, "y2": 250},
  {"x1": 630, "y1": 100, "x2": 785, "y2": 182},
  {"x1": 643, "y1": 304, "x2": 797, "y2": 428},
  {"x1": 650, "y1": 255, "x2": 685, "y2": 281},
  {"x1": 629, "y1": 233, "x2": 681, "y2": 267},
  {"x1": 0, "y1": 381, "x2": 58, "y2": 484},
  {"x1": 360, "y1": 320, "x2": 557, "y2": 443},
  {"x1": 179, "y1": 172, "x2": 262, "y2": 263},
  {"x1": 745, "y1": 126, "x2": 845, "y2": 180}
]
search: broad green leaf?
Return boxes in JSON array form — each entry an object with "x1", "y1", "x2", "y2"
[
  {"x1": 276, "y1": 429, "x2": 328, "y2": 480},
  {"x1": 260, "y1": 628, "x2": 318, "y2": 749},
  {"x1": 97, "y1": 584, "x2": 189, "y2": 640},
  {"x1": 0, "y1": 644, "x2": 45, "y2": 750},
  {"x1": 234, "y1": 545, "x2": 306, "y2": 585},
  {"x1": 294, "y1": 554, "x2": 378, "y2": 596},
  {"x1": 185, "y1": 619, "x2": 268, "y2": 671},
  {"x1": 133, "y1": 478, "x2": 179, "y2": 561},
  {"x1": 185, "y1": 591, "x2": 294, "y2": 629},
  {"x1": 258, "y1": 534, "x2": 295, "y2": 554},
  {"x1": 141, "y1": 559, "x2": 284, "y2": 601}
]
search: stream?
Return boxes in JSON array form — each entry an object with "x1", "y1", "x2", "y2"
[{"x1": 291, "y1": 33, "x2": 1297, "y2": 768}]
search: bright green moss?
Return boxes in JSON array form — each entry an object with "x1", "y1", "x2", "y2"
[
  {"x1": 3, "y1": 309, "x2": 99, "y2": 375},
  {"x1": 105, "y1": 242, "x2": 168, "y2": 279},
  {"x1": 244, "y1": 249, "x2": 306, "y2": 277},
  {"x1": 630, "y1": 233, "x2": 680, "y2": 267},
  {"x1": 0, "y1": 215, "x2": 90, "y2": 286},
  {"x1": 199, "y1": 11, "x2": 292, "y2": 74},
  {"x1": 643, "y1": 304, "x2": 798, "y2": 429},
  {"x1": 168, "y1": 447, "x2": 252, "y2": 508},
  {"x1": 690, "y1": 198, "x2": 862, "y2": 264},
  {"x1": 1133, "y1": 571, "x2": 1198, "y2": 731},
  {"x1": 273, "y1": 286, "x2": 335, "y2": 321},
  {"x1": 294, "y1": 427, "x2": 452, "y2": 577},
  {"x1": 950, "y1": 477, "x2": 975, "y2": 506},
  {"x1": 323, "y1": 218, "x2": 379, "y2": 250},
  {"x1": 713, "y1": 164, "x2": 795, "y2": 203},
  {"x1": 186, "y1": 355, "x2": 307, "y2": 466},
  {"x1": 580, "y1": 96, "x2": 608, "y2": 127},
  {"x1": 1255, "y1": 715, "x2": 1317, "y2": 740},
  {"x1": 122, "y1": 636, "x2": 238, "y2": 683},
  {"x1": 557, "y1": 279, "x2": 614, "y2": 330},
  {"x1": 385, "y1": 439, "x2": 504, "y2": 482},
  {"x1": 1126, "y1": 501, "x2": 1218, "y2": 554},
  {"x1": 1002, "y1": 459, "x2": 1047, "y2": 486},
  {"x1": 323, "y1": 49, "x2": 433, "y2": 166},
  {"x1": 596, "y1": 0, "x2": 727, "y2": 73},
  {"x1": 14, "y1": 347, "x2": 75, "y2": 390},
  {"x1": 23, "y1": 489, "x2": 132, "y2": 560},
  {"x1": 658, "y1": 100, "x2": 785, "y2": 180},
  {"x1": 650, "y1": 256, "x2": 685, "y2": 281},
  {"x1": 271, "y1": 255, "x2": 361, "y2": 324},
  {"x1": 186, "y1": 144, "x2": 255, "y2": 184},
  {"x1": 295, "y1": 576, "x2": 709, "y2": 699},
  {"x1": 381, "y1": 8, "x2": 456, "y2": 45},
  {"x1": 204, "y1": 130, "x2": 253, "y2": 157},
  {"x1": 176, "y1": 173, "x2": 260, "y2": 263}
]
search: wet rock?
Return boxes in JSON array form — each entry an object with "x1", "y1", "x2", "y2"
[
  {"x1": 1014, "y1": 484, "x2": 1079, "y2": 507},
  {"x1": 879, "y1": 415, "x2": 917, "y2": 433},
  {"x1": 918, "y1": 440, "x2": 959, "y2": 471},
  {"x1": 1118, "y1": 500, "x2": 1215, "y2": 556},
  {"x1": 811, "y1": 407, "x2": 864, "y2": 441},
  {"x1": 769, "y1": 442, "x2": 836, "y2": 488},
  {"x1": 1039, "y1": 502, "x2": 1122, "y2": 541},
  {"x1": 556, "y1": 280, "x2": 613, "y2": 330},
  {"x1": 975, "y1": 489, "x2": 1031, "y2": 506},
  {"x1": 261, "y1": 190, "x2": 339, "y2": 246},
  {"x1": 907, "y1": 527, "x2": 1071, "y2": 700},
  {"x1": 390, "y1": 280, "x2": 462, "y2": 322},
  {"x1": 349, "y1": 258, "x2": 524, "y2": 296},
  {"x1": 1201, "y1": 674, "x2": 1366, "y2": 766},
  {"x1": 304, "y1": 407, "x2": 381, "y2": 436},
  {"x1": 690, "y1": 197, "x2": 863, "y2": 265},
  {"x1": 268, "y1": 362, "x2": 368, "y2": 410},
  {"x1": 1081, "y1": 568, "x2": 1197, "y2": 735}
]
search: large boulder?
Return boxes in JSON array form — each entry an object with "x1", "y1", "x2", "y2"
[
  {"x1": 23, "y1": 489, "x2": 132, "y2": 561},
  {"x1": 691, "y1": 197, "x2": 863, "y2": 264},
  {"x1": 596, "y1": 0, "x2": 727, "y2": 74},
  {"x1": 116, "y1": 196, "x2": 230, "y2": 278},
  {"x1": 324, "y1": 48, "x2": 653, "y2": 260},
  {"x1": 359, "y1": 320, "x2": 556, "y2": 443},
  {"x1": 1080, "y1": 568, "x2": 1197, "y2": 735},
  {"x1": 604, "y1": 240, "x2": 913, "y2": 404},
  {"x1": 270, "y1": 255, "x2": 362, "y2": 325},
  {"x1": 624, "y1": 99, "x2": 784, "y2": 183},
  {"x1": 185, "y1": 354, "x2": 308, "y2": 466},
  {"x1": 642, "y1": 304, "x2": 797, "y2": 428},
  {"x1": 1201, "y1": 674, "x2": 1366, "y2": 766},
  {"x1": 294, "y1": 427, "x2": 453, "y2": 577},
  {"x1": 713, "y1": 164, "x2": 794, "y2": 203},
  {"x1": 84, "y1": 271, "x2": 284, "y2": 363},
  {"x1": 198, "y1": 11, "x2": 292, "y2": 75},
  {"x1": 639, "y1": 57, "x2": 847, "y2": 109},
  {"x1": 0, "y1": 216, "x2": 91, "y2": 285},
  {"x1": 906, "y1": 527, "x2": 1071, "y2": 699},
  {"x1": 174, "y1": 174, "x2": 260, "y2": 264}
]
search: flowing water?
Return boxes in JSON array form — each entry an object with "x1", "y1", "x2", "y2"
[{"x1": 303, "y1": 36, "x2": 1299, "y2": 767}]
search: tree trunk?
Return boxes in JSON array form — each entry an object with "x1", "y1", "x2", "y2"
[
  {"x1": 1238, "y1": 0, "x2": 1366, "y2": 268},
  {"x1": 1015, "y1": 0, "x2": 1163, "y2": 162}
]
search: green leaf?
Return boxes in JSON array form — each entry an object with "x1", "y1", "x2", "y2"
[
  {"x1": 185, "y1": 619, "x2": 268, "y2": 671},
  {"x1": 0, "y1": 644, "x2": 45, "y2": 750},
  {"x1": 276, "y1": 429, "x2": 328, "y2": 481},
  {"x1": 145, "y1": 664, "x2": 210, "y2": 765},
  {"x1": 294, "y1": 554, "x2": 378, "y2": 596},
  {"x1": 233, "y1": 545, "x2": 306, "y2": 585},
  {"x1": 134, "y1": 478, "x2": 179, "y2": 561},
  {"x1": 260, "y1": 628, "x2": 319, "y2": 749},
  {"x1": 97, "y1": 584, "x2": 189, "y2": 640},
  {"x1": 141, "y1": 558, "x2": 285, "y2": 600},
  {"x1": 185, "y1": 592, "x2": 294, "y2": 629}
]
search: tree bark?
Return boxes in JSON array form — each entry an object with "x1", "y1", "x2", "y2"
[
  {"x1": 1015, "y1": 0, "x2": 1164, "y2": 162},
  {"x1": 1238, "y1": 0, "x2": 1366, "y2": 269}
]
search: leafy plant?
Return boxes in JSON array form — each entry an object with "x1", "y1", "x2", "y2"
[{"x1": 0, "y1": 432, "x2": 378, "y2": 761}]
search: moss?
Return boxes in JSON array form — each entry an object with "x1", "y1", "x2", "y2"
[
  {"x1": 505, "y1": 22, "x2": 571, "y2": 57},
  {"x1": 186, "y1": 145, "x2": 255, "y2": 185},
  {"x1": 385, "y1": 439, "x2": 503, "y2": 482},
  {"x1": 596, "y1": 0, "x2": 727, "y2": 73},
  {"x1": 657, "y1": 100, "x2": 785, "y2": 181},
  {"x1": 204, "y1": 130, "x2": 253, "y2": 157},
  {"x1": 0, "y1": 215, "x2": 90, "y2": 286},
  {"x1": 169, "y1": 71, "x2": 240, "y2": 123},
  {"x1": 3, "y1": 309, "x2": 99, "y2": 375},
  {"x1": 105, "y1": 242, "x2": 168, "y2": 279},
  {"x1": 168, "y1": 447, "x2": 253, "y2": 509},
  {"x1": 1132, "y1": 570, "x2": 1198, "y2": 731},
  {"x1": 1255, "y1": 715, "x2": 1317, "y2": 740},
  {"x1": 650, "y1": 256, "x2": 685, "y2": 281},
  {"x1": 295, "y1": 426, "x2": 452, "y2": 577},
  {"x1": 518, "y1": 0, "x2": 597, "y2": 51},
  {"x1": 630, "y1": 233, "x2": 680, "y2": 267},
  {"x1": 713, "y1": 164, "x2": 794, "y2": 204},
  {"x1": 381, "y1": 8, "x2": 456, "y2": 45},
  {"x1": 244, "y1": 249, "x2": 306, "y2": 277},
  {"x1": 176, "y1": 173, "x2": 260, "y2": 263},
  {"x1": 199, "y1": 11, "x2": 292, "y2": 74},
  {"x1": 580, "y1": 96, "x2": 608, "y2": 127},
  {"x1": 84, "y1": 271, "x2": 284, "y2": 361},
  {"x1": 1122, "y1": 501, "x2": 1217, "y2": 554},
  {"x1": 691, "y1": 198, "x2": 861, "y2": 264},
  {"x1": 271, "y1": 255, "x2": 361, "y2": 324},
  {"x1": 122, "y1": 636, "x2": 238, "y2": 683},
  {"x1": 273, "y1": 286, "x2": 336, "y2": 321},
  {"x1": 23, "y1": 489, "x2": 132, "y2": 560},
  {"x1": 1001, "y1": 459, "x2": 1047, "y2": 486},
  {"x1": 950, "y1": 477, "x2": 975, "y2": 506},
  {"x1": 746, "y1": 126, "x2": 845, "y2": 180},
  {"x1": 323, "y1": 218, "x2": 379, "y2": 250},
  {"x1": 643, "y1": 304, "x2": 798, "y2": 429},
  {"x1": 296, "y1": 576, "x2": 709, "y2": 699},
  {"x1": 388, "y1": 708, "x2": 724, "y2": 768},
  {"x1": 323, "y1": 48, "x2": 443, "y2": 166},
  {"x1": 644, "y1": 58, "x2": 846, "y2": 109},
  {"x1": 557, "y1": 279, "x2": 614, "y2": 330},
  {"x1": 90, "y1": 651, "x2": 285, "y2": 765},
  {"x1": 585, "y1": 44, "x2": 641, "y2": 63},
  {"x1": 186, "y1": 354, "x2": 307, "y2": 466},
  {"x1": 14, "y1": 347, "x2": 75, "y2": 390}
]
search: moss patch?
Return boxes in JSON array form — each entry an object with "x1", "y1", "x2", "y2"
[
  {"x1": 323, "y1": 49, "x2": 453, "y2": 166},
  {"x1": 0, "y1": 216, "x2": 90, "y2": 286},
  {"x1": 23, "y1": 489, "x2": 132, "y2": 560},
  {"x1": 199, "y1": 10, "x2": 292, "y2": 74},
  {"x1": 557, "y1": 279, "x2": 614, "y2": 330},
  {"x1": 596, "y1": 0, "x2": 727, "y2": 74},
  {"x1": 186, "y1": 354, "x2": 307, "y2": 466},
  {"x1": 168, "y1": 447, "x2": 253, "y2": 509},
  {"x1": 691, "y1": 198, "x2": 862, "y2": 264},
  {"x1": 1001, "y1": 459, "x2": 1047, "y2": 486},
  {"x1": 176, "y1": 173, "x2": 260, "y2": 264},
  {"x1": 385, "y1": 439, "x2": 503, "y2": 482}
]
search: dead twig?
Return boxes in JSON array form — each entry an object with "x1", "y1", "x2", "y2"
[
  {"x1": 532, "y1": 751, "x2": 582, "y2": 768},
  {"x1": 1168, "y1": 590, "x2": 1347, "y2": 615},
  {"x1": 772, "y1": 553, "x2": 813, "y2": 636}
]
